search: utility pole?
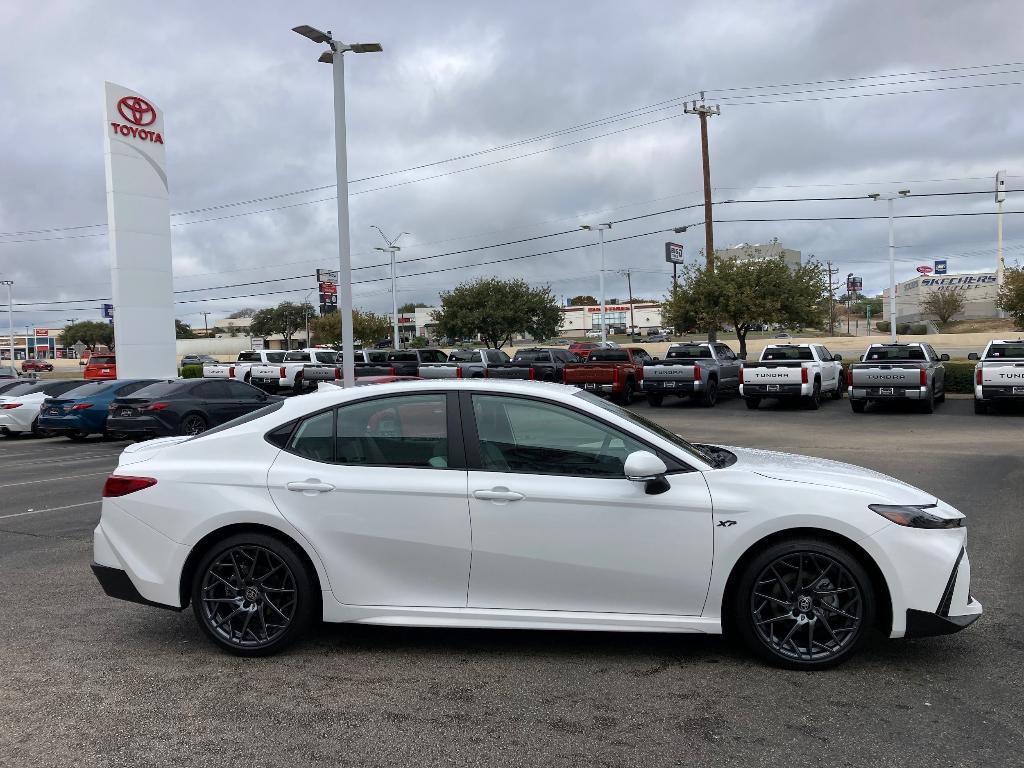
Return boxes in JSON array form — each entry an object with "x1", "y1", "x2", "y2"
[
  {"x1": 869, "y1": 190, "x2": 910, "y2": 342},
  {"x1": 619, "y1": 269, "x2": 636, "y2": 332},
  {"x1": 846, "y1": 274, "x2": 853, "y2": 336},
  {"x1": 581, "y1": 223, "x2": 612, "y2": 342},
  {"x1": 200, "y1": 311, "x2": 211, "y2": 335},
  {"x1": 372, "y1": 226, "x2": 409, "y2": 349},
  {"x1": 996, "y1": 170, "x2": 1007, "y2": 317},
  {"x1": 1, "y1": 280, "x2": 12, "y2": 364},
  {"x1": 825, "y1": 259, "x2": 838, "y2": 336},
  {"x1": 684, "y1": 95, "x2": 720, "y2": 342}
]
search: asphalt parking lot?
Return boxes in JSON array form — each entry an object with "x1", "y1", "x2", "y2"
[{"x1": 1, "y1": 395, "x2": 1022, "y2": 768}]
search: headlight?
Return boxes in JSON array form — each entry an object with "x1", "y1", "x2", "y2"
[{"x1": 869, "y1": 504, "x2": 964, "y2": 529}]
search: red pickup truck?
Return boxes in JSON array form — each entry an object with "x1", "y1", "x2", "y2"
[{"x1": 562, "y1": 347, "x2": 654, "y2": 404}]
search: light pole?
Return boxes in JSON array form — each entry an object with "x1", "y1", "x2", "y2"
[
  {"x1": 303, "y1": 290, "x2": 314, "y2": 346},
  {"x1": 581, "y1": 223, "x2": 612, "y2": 342},
  {"x1": 372, "y1": 227, "x2": 408, "y2": 349},
  {"x1": 1, "y1": 280, "x2": 12, "y2": 364},
  {"x1": 293, "y1": 25, "x2": 382, "y2": 387},
  {"x1": 996, "y1": 170, "x2": 1007, "y2": 317},
  {"x1": 868, "y1": 190, "x2": 910, "y2": 342}
]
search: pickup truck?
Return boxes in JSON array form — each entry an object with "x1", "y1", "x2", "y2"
[
  {"x1": 300, "y1": 349, "x2": 392, "y2": 384},
  {"x1": 562, "y1": 347, "x2": 654, "y2": 403},
  {"x1": 848, "y1": 342, "x2": 949, "y2": 413},
  {"x1": 479, "y1": 347, "x2": 582, "y2": 382},
  {"x1": 203, "y1": 349, "x2": 287, "y2": 382},
  {"x1": 250, "y1": 349, "x2": 340, "y2": 394},
  {"x1": 417, "y1": 348, "x2": 511, "y2": 379},
  {"x1": 968, "y1": 338, "x2": 1024, "y2": 414},
  {"x1": 740, "y1": 343, "x2": 844, "y2": 411},
  {"x1": 362, "y1": 349, "x2": 449, "y2": 378},
  {"x1": 641, "y1": 341, "x2": 740, "y2": 408}
]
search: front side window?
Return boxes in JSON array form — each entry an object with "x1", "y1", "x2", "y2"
[
  {"x1": 225, "y1": 380, "x2": 265, "y2": 400},
  {"x1": 817, "y1": 346, "x2": 833, "y2": 362},
  {"x1": 472, "y1": 394, "x2": 647, "y2": 477}
]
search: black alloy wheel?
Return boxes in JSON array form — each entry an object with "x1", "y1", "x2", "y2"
[
  {"x1": 617, "y1": 378, "x2": 635, "y2": 405},
  {"x1": 180, "y1": 413, "x2": 208, "y2": 436},
  {"x1": 700, "y1": 378, "x2": 718, "y2": 408},
  {"x1": 831, "y1": 376, "x2": 845, "y2": 400},
  {"x1": 191, "y1": 534, "x2": 313, "y2": 656},
  {"x1": 733, "y1": 540, "x2": 874, "y2": 670}
]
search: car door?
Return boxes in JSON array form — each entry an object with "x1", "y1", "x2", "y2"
[
  {"x1": 463, "y1": 392, "x2": 714, "y2": 616},
  {"x1": 223, "y1": 379, "x2": 270, "y2": 419},
  {"x1": 267, "y1": 391, "x2": 471, "y2": 607},
  {"x1": 815, "y1": 346, "x2": 838, "y2": 390},
  {"x1": 191, "y1": 380, "x2": 235, "y2": 425},
  {"x1": 714, "y1": 344, "x2": 741, "y2": 390}
]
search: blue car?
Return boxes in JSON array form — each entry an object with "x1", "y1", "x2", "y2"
[{"x1": 39, "y1": 379, "x2": 159, "y2": 441}]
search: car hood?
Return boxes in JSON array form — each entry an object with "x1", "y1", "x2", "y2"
[
  {"x1": 723, "y1": 446, "x2": 935, "y2": 503},
  {"x1": 118, "y1": 435, "x2": 191, "y2": 466}
]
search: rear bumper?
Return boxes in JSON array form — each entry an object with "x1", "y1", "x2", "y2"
[
  {"x1": 90, "y1": 563, "x2": 182, "y2": 611},
  {"x1": 741, "y1": 383, "x2": 805, "y2": 397},
  {"x1": 572, "y1": 382, "x2": 616, "y2": 394},
  {"x1": 38, "y1": 413, "x2": 96, "y2": 433},
  {"x1": 977, "y1": 384, "x2": 1024, "y2": 400},
  {"x1": 849, "y1": 386, "x2": 929, "y2": 401},
  {"x1": 0, "y1": 411, "x2": 34, "y2": 433},
  {"x1": 643, "y1": 380, "x2": 698, "y2": 394}
]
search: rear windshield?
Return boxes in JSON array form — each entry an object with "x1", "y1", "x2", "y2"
[
  {"x1": 513, "y1": 350, "x2": 549, "y2": 363},
  {"x1": 284, "y1": 352, "x2": 311, "y2": 362},
  {"x1": 449, "y1": 350, "x2": 482, "y2": 362},
  {"x1": 762, "y1": 346, "x2": 814, "y2": 361},
  {"x1": 666, "y1": 345, "x2": 712, "y2": 359},
  {"x1": 89, "y1": 356, "x2": 115, "y2": 365},
  {"x1": 986, "y1": 344, "x2": 1024, "y2": 358},
  {"x1": 238, "y1": 351, "x2": 285, "y2": 363},
  {"x1": 187, "y1": 401, "x2": 286, "y2": 442},
  {"x1": 1, "y1": 381, "x2": 47, "y2": 396},
  {"x1": 41, "y1": 380, "x2": 90, "y2": 397},
  {"x1": 124, "y1": 380, "x2": 192, "y2": 399},
  {"x1": 864, "y1": 345, "x2": 926, "y2": 361},
  {"x1": 51, "y1": 381, "x2": 117, "y2": 398},
  {"x1": 588, "y1": 350, "x2": 629, "y2": 362}
]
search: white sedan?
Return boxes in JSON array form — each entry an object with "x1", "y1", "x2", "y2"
[
  {"x1": 0, "y1": 379, "x2": 91, "y2": 437},
  {"x1": 92, "y1": 380, "x2": 981, "y2": 669}
]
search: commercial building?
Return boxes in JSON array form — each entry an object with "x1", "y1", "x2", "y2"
[
  {"x1": 716, "y1": 242, "x2": 802, "y2": 270},
  {"x1": 558, "y1": 303, "x2": 664, "y2": 336},
  {"x1": 881, "y1": 272, "x2": 1000, "y2": 323},
  {"x1": 0, "y1": 327, "x2": 67, "y2": 360}
]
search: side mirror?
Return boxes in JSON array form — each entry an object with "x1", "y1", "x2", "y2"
[
  {"x1": 833, "y1": 354, "x2": 843, "y2": 361},
  {"x1": 940, "y1": 353, "x2": 950, "y2": 362},
  {"x1": 624, "y1": 451, "x2": 670, "y2": 495},
  {"x1": 967, "y1": 352, "x2": 979, "y2": 361}
]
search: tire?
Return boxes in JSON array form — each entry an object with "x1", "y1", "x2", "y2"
[
  {"x1": 974, "y1": 399, "x2": 987, "y2": 415},
  {"x1": 831, "y1": 376, "x2": 845, "y2": 400},
  {"x1": 291, "y1": 373, "x2": 304, "y2": 396},
  {"x1": 851, "y1": 399, "x2": 866, "y2": 413},
  {"x1": 616, "y1": 378, "x2": 635, "y2": 405},
  {"x1": 937, "y1": 387, "x2": 946, "y2": 404},
  {"x1": 67, "y1": 431, "x2": 89, "y2": 442},
  {"x1": 729, "y1": 537, "x2": 876, "y2": 670},
  {"x1": 243, "y1": 371, "x2": 252, "y2": 384},
  {"x1": 646, "y1": 392, "x2": 664, "y2": 407},
  {"x1": 802, "y1": 380, "x2": 821, "y2": 410},
  {"x1": 919, "y1": 387, "x2": 935, "y2": 414},
  {"x1": 179, "y1": 413, "x2": 208, "y2": 436},
  {"x1": 699, "y1": 378, "x2": 718, "y2": 408},
  {"x1": 745, "y1": 397, "x2": 760, "y2": 410},
  {"x1": 190, "y1": 532, "x2": 315, "y2": 656}
]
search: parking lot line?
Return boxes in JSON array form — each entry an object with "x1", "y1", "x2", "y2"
[
  {"x1": 0, "y1": 471, "x2": 110, "y2": 489},
  {"x1": 0, "y1": 499, "x2": 101, "y2": 520}
]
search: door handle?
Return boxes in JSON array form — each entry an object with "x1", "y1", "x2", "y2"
[
  {"x1": 473, "y1": 488, "x2": 525, "y2": 502},
  {"x1": 286, "y1": 479, "x2": 335, "y2": 494}
]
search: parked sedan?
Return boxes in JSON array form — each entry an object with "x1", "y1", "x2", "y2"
[
  {"x1": 105, "y1": 378, "x2": 281, "y2": 438},
  {"x1": 39, "y1": 379, "x2": 159, "y2": 440},
  {"x1": 0, "y1": 365, "x2": 21, "y2": 380},
  {"x1": 22, "y1": 359, "x2": 54, "y2": 373},
  {"x1": 180, "y1": 354, "x2": 219, "y2": 366},
  {"x1": 0, "y1": 380, "x2": 96, "y2": 437},
  {"x1": 91, "y1": 380, "x2": 980, "y2": 669}
]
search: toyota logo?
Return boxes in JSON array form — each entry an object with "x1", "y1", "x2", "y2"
[{"x1": 117, "y1": 96, "x2": 156, "y2": 127}]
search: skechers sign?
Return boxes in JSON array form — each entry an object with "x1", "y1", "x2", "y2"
[
  {"x1": 109, "y1": 96, "x2": 164, "y2": 144},
  {"x1": 919, "y1": 275, "x2": 997, "y2": 289}
]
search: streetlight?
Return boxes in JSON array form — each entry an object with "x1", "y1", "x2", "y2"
[
  {"x1": 1, "y1": 280, "x2": 12, "y2": 364},
  {"x1": 867, "y1": 190, "x2": 910, "y2": 343},
  {"x1": 293, "y1": 24, "x2": 382, "y2": 387},
  {"x1": 581, "y1": 223, "x2": 612, "y2": 342},
  {"x1": 303, "y1": 290, "x2": 314, "y2": 346},
  {"x1": 372, "y1": 226, "x2": 408, "y2": 349}
]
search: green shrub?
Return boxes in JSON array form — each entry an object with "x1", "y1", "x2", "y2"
[
  {"x1": 943, "y1": 361, "x2": 976, "y2": 394},
  {"x1": 909, "y1": 323, "x2": 928, "y2": 335},
  {"x1": 875, "y1": 321, "x2": 890, "y2": 332},
  {"x1": 409, "y1": 336, "x2": 429, "y2": 349},
  {"x1": 179, "y1": 364, "x2": 203, "y2": 378}
]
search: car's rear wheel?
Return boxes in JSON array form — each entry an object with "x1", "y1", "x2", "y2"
[
  {"x1": 919, "y1": 387, "x2": 935, "y2": 414},
  {"x1": 850, "y1": 399, "x2": 866, "y2": 413},
  {"x1": 700, "y1": 378, "x2": 718, "y2": 408},
  {"x1": 802, "y1": 380, "x2": 821, "y2": 410},
  {"x1": 616, "y1": 378, "x2": 635, "y2": 405},
  {"x1": 831, "y1": 377, "x2": 845, "y2": 400},
  {"x1": 647, "y1": 393, "x2": 664, "y2": 407},
  {"x1": 731, "y1": 538, "x2": 875, "y2": 670},
  {"x1": 745, "y1": 397, "x2": 760, "y2": 410},
  {"x1": 974, "y1": 399, "x2": 987, "y2": 415},
  {"x1": 191, "y1": 533, "x2": 314, "y2": 656},
  {"x1": 179, "y1": 413, "x2": 208, "y2": 436}
]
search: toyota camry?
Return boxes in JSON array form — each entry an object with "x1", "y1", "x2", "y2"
[{"x1": 91, "y1": 380, "x2": 981, "y2": 669}]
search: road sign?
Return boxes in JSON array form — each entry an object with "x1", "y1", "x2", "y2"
[
  {"x1": 664, "y1": 242, "x2": 685, "y2": 264},
  {"x1": 934, "y1": 260, "x2": 947, "y2": 275},
  {"x1": 917, "y1": 265, "x2": 934, "y2": 275},
  {"x1": 316, "y1": 269, "x2": 339, "y2": 284},
  {"x1": 251, "y1": 337, "x2": 265, "y2": 350}
]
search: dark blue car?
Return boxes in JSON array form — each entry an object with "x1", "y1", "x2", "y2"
[{"x1": 39, "y1": 379, "x2": 159, "y2": 441}]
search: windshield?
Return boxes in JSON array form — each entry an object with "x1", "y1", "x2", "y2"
[
  {"x1": 762, "y1": 346, "x2": 814, "y2": 361},
  {"x1": 986, "y1": 343, "x2": 1024, "y2": 359},
  {"x1": 573, "y1": 390, "x2": 715, "y2": 466},
  {"x1": 666, "y1": 345, "x2": 712, "y2": 359},
  {"x1": 449, "y1": 350, "x2": 481, "y2": 362},
  {"x1": 588, "y1": 350, "x2": 629, "y2": 362},
  {"x1": 864, "y1": 345, "x2": 926, "y2": 361}
]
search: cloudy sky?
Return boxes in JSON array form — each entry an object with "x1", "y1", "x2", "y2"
[{"x1": 2, "y1": 0, "x2": 1023, "y2": 331}]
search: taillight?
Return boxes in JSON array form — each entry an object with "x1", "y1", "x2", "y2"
[
  {"x1": 279, "y1": 366, "x2": 286, "y2": 378},
  {"x1": 801, "y1": 367, "x2": 809, "y2": 384},
  {"x1": 738, "y1": 367, "x2": 744, "y2": 384},
  {"x1": 1, "y1": 403, "x2": 22, "y2": 410},
  {"x1": 694, "y1": 364, "x2": 701, "y2": 380},
  {"x1": 483, "y1": 368, "x2": 491, "y2": 378},
  {"x1": 919, "y1": 369, "x2": 927, "y2": 387},
  {"x1": 142, "y1": 402, "x2": 170, "y2": 412},
  {"x1": 388, "y1": 367, "x2": 395, "y2": 376},
  {"x1": 636, "y1": 365, "x2": 644, "y2": 381},
  {"x1": 102, "y1": 475, "x2": 157, "y2": 497},
  {"x1": 528, "y1": 368, "x2": 536, "y2": 381},
  {"x1": 613, "y1": 367, "x2": 620, "y2": 386},
  {"x1": 334, "y1": 367, "x2": 341, "y2": 380},
  {"x1": 975, "y1": 368, "x2": 982, "y2": 385},
  {"x1": 71, "y1": 403, "x2": 93, "y2": 411},
  {"x1": 456, "y1": 367, "x2": 464, "y2": 379},
  {"x1": 229, "y1": 366, "x2": 235, "y2": 378},
  {"x1": 846, "y1": 368, "x2": 853, "y2": 386}
]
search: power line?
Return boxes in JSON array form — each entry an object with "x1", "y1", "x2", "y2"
[{"x1": 723, "y1": 79, "x2": 1024, "y2": 106}]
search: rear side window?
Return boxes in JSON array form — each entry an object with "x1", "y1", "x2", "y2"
[
  {"x1": 238, "y1": 351, "x2": 262, "y2": 362},
  {"x1": 286, "y1": 410, "x2": 335, "y2": 462},
  {"x1": 865, "y1": 346, "x2": 925, "y2": 361},
  {"x1": 284, "y1": 352, "x2": 311, "y2": 362},
  {"x1": 513, "y1": 351, "x2": 544, "y2": 363},
  {"x1": 419, "y1": 350, "x2": 448, "y2": 364},
  {"x1": 194, "y1": 381, "x2": 231, "y2": 399},
  {"x1": 762, "y1": 346, "x2": 814, "y2": 361},
  {"x1": 449, "y1": 350, "x2": 480, "y2": 362},
  {"x1": 44, "y1": 380, "x2": 92, "y2": 397},
  {"x1": 266, "y1": 352, "x2": 286, "y2": 363}
]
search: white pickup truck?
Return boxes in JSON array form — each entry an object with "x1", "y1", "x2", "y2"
[
  {"x1": 250, "y1": 348, "x2": 339, "y2": 394},
  {"x1": 740, "y1": 344, "x2": 845, "y2": 410},
  {"x1": 969, "y1": 338, "x2": 1024, "y2": 414},
  {"x1": 300, "y1": 349, "x2": 392, "y2": 384},
  {"x1": 202, "y1": 349, "x2": 286, "y2": 383}
]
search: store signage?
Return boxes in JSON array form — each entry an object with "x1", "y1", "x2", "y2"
[
  {"x1": 665, "y1": 242, "x2": 685, "y2": 264},
  {"x1": 109, "y1": 96, "x2": 163, "y2": 144},
  {"x1": 920, "y1": 275, "x2": 997, "y2": 289},
  {"x1": 916, "y1": 266, "x2": 933, "y2": 275},
  {"x1": 934, "y1": 260, "x2": 947, "y2": 275},
  {"x1": 34, "y1": 328, "x2": 49, "y2": 337},
  {"x1": 846, "y1": 275, "x2": 863, "y2": 292}
]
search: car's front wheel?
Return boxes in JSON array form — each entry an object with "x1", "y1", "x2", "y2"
[
  {"x1": 179, "y1": 413, "x2": 207, "y2": 436},
  {"x1": 191, "y1": 533, "x2": 315, "y2": 656},
  {"x1": 730, "y1": 538, "x2": 875, "y2": 670}
]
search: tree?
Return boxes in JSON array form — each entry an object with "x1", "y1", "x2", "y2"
[
  {"x1": 921, "y1": 287, "x2": 966, "y2": 328},
  {"x1": 61, "y1": 320, "x2": 114, "y2": 351},
  {"x1": 227, "y1": 308, "x2": 257, "y2": 319},
  {"x1": 433, "y1": 278, "x2": 562, "y2": 349},
  {"x1": 175, "y1": 319, "x2": 196, "y2": 339},
  {"x1": 568, "y1": 295, "x2": 598, "y2": 306},
  {"x1": 662, "y1": 256, "x2": 828, "y2": 358},
  {"x1": 308, "y1": 309, "x2": 392, "y2": 346},
  {"x1": 397, "y1": 302, "x2": 429, "y2": 314},
  {"x1": 249, "y1": 301, "x2": 314, "y2": 348},
  {"x1": 996, "y1": 267, "x2": 1024, "y2": 329}
]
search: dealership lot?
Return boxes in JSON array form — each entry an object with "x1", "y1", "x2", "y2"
[{"x1": 1, "y1": 398, "x2": 1022, "y2": 767}]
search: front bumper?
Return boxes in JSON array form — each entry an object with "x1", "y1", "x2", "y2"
[
  {"x1": 849, "y1": 386, "x2": 929, "y2": 401},
  {"x1": 905, "y1": 605, "x2": 982, "y2": 637}
]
